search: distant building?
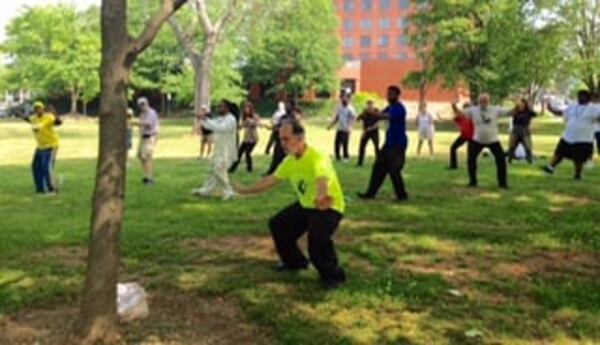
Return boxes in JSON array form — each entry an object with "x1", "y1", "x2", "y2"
[{"x1": 335, "y1": 0, "x2": 461, "y2": 102}]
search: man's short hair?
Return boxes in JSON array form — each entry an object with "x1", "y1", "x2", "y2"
[
  {"x1": 281, "y1": 120, "x2": 305, "y2": 137},
  {"x1": 578, "y1": 89, "x2": 591, "y2": 103},
  {"x1": 388, "y1": 85, "x2": 401, "y2": 96}
]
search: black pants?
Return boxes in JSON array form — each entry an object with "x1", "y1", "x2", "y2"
[
  {"x1": 595, "y1": 132, "x2": 600, "y2": 156},
  {"x1": 334, "y1": 130, "x2": 350, "y2": 160},
  {"x1": 229, "y1": 141, "x2": 257, "y2": 173},
  {"x1": 364, "y1": 145, "x2": 408, "y2": 200},
  {"x1": 357, "y1": 130, "x2": 380, "y2": 166},
  {"x1": 265, "y1": 129, "x2": 277, "y2": 155},
  {"x1": 507, "y1": 126, "x2": 533, "y2": 163},
  {"x1": 266, "y1": 134, "x2": 286, "y2": 175},
  {"x1": 467, "y1": 141, "x2": 507, "y2": 187},
  {"x1": 449, "y1": 136, "x2": 469, "y2": 169},
  {"x1": 269, "y1": 203, "x2": 346, "y2": 283}
]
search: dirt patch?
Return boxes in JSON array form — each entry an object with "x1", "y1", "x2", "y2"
[
  {"x1": 28, "y1": 246, "x2": 87, "y2": 268},
  {"x1": 180, "y1": 236, "x2": 278, "y2": 263},
  {"x1": 0, "y1": 292, "x2": 270, "y2": 345}
]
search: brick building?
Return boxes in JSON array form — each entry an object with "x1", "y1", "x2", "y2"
[{"x1": 335, "y1": 0, "x2": 460, "y2": 102}]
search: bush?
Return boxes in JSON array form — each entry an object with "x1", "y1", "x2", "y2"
[{"x1": 351, "y1": 91, "x2": 386, "y2": 114}]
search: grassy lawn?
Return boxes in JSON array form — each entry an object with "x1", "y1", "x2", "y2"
[{"x1": 0, "y1": 114, "x2": 599, "y2": 344}]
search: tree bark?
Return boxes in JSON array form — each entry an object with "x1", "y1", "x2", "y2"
[
  {"x1": 70, "y1": 88, "x2": 80, "y2": 115},
  {"x1": 72, "y1": 0, "x2": 186, "y2": 343},
  {"x1": 198, "y1": 33, "x2": 217, "y2": 109}
]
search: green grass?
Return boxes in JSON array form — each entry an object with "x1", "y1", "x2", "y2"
[{"x1": 0, "y1": 115, "x2": 599, "y2": 344}]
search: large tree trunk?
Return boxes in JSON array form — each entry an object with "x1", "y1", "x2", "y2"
[
  {"x1": 73, "y1": 0, "x2": 186, "y2": 343},
  {"x1": 73, "y1": 1, "x2": 129, "y2": 343},
  {"x1": 198, "y1": 33, "x2": 217, "y2": 109}
]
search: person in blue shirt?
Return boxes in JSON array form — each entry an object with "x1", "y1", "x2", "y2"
[{"x1": 357, "y1": 85, "x2": 409, "y2": 201}]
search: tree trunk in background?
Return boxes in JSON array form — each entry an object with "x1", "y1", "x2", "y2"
[
  {"x1": 73, "y1": 0, "x2": 186, "y2": 343},
  {"x1": 70, "y1": 89, "x2": 79, "y2": 115},
  {"x1": 198, "y1": 33, "x2": 217, "y2": 109}
]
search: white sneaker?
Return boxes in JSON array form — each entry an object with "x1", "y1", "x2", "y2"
[{"x1": 222, "y1": 192, "x2": 236, "y2": 201}]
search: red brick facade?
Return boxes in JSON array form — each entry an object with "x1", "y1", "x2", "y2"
[{"x1": 335, "y1": 0, "x2": 461, "y2": 102}]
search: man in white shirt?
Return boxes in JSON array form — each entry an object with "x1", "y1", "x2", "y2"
[
  {"x1": 192, "y1": 100, "x2": 238, "y2": 200},
  {"x1": 328, "y1": 95, "x2": 356, "y2": 162},
  {"x1": 544, "y1": 90, "x2": 600, "y2": 180},
  {"x1": 452, "y1": 93, "x2": 511, "y2": 189},
  {"x1": 136, "y1": 97, "x2": 160, "y2": 185}
]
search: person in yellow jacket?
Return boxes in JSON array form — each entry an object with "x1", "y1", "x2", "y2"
[{"x1": 21, "y1": 101, "x2": 62, "y2": 194}]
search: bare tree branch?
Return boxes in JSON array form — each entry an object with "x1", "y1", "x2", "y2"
[
  {"x1": 195, "y1": 0, "x2": 214, "y2": 32},
  {"x1": 168, "y1": 16, "x2": 202, "y2": 59},
  {"x1": 130, "y1": 0, "x2": 188, "y2": 56}
]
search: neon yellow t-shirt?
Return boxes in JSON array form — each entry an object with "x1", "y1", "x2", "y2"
[
  {"x1": 31, "y1": 113, "x2": 60, "y2": 149},
  {"x1": 274, "y1": 146, "x2": 345, "y2": 213}
]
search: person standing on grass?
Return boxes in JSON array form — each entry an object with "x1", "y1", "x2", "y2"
[
  {"x1": 265, "y1": 100, "x2": 302, "y2": 175},
  {"x1": 233, "y1": 120, "x2": 347, "y2": 289},
  {"x1": 415, "y1": 102, "x2": 440, "y2": 157},
  {"x1": 356, "y1": 100, "x2": 381, "y2": 166},
  {"x1": 328, "y1": 95, "x2": 356, "y2": 163},
  {"x1": 357, "y1": 85, "x2": 409, "y2": 201},
  {"x1": 135, "y1": 97, "x2": 160, "y2": 185},
  {"x1": 194, "y1": 105, "x2": 214, "y2": 160},
  {"x1": 21, "y1": 101, "x2": 62, "y2": 195},
  {"x1": 192, "y1": 100, "x2": 238, "y2": 200},
  {"x1": 126, "y1": 108, "x2": 134, "y2": 155},
  {"x1": 507, "y1": 99, "x2": 537, "y2": 164},
  {"x1": 265, "y1": 101, "x2": 286, "y2": 155},
  {"x1": 543, "y1": 90, "x2": 600, "y2": 180},
  {"x1": 452, "y1": 93, "x2": 513, "y2": 189},
  {"x1": 448, "y1": 102, "x2": 474, "y2": 169},
  {"x1": 229, "y1": 102, "x2": 262, "y2": 173}
]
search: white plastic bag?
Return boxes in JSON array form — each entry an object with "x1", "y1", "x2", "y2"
[{"x1": 117, "y1": 282, "x2": 149, "y2": 322}]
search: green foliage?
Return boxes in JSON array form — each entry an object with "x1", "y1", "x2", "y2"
[
  {"x1": 243, "y1": 0, "x2": 342, "y2": 98},
  {"x1": 407, "y1": 0, "x2": 564, "y2": 101},
  {"x1": 352, "y1": 91, "x2": 386, "y2": 114},
  {"x1": 1, "y1": 4, "x2": 100, "y2": 106}
]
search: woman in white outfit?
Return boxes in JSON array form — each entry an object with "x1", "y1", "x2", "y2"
[
  {"x1": 192, "y1": 100, "x2": 238, "y2": 200},
  {"x1": 416, "y1": 102, "x2": 438, "y2": 157}
]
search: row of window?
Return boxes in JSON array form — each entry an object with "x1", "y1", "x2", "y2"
[
  {"x1": 343, "y1": 35, "x2": 409, "y2": 48},
  {"x1": 343, "y1": 18, "x2": 408, "y2": 30},
  {"x1": 343, "y1": 52, "x2": 411, "y2": 61},
  {"x1": 343, "y1": 0, "x2": 410, "y2": 11}
]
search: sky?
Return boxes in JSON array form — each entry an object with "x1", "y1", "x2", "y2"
[{"x1": 0, "y1": 0, "x2": 99, "y2": 42}]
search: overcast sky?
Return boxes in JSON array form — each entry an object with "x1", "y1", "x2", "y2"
[{"x1": 0, "y1": 0, "x2": 99, "y2": 42}]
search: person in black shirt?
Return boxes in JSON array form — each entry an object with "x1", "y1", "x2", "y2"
[
  {"x1": 356, "y1": 100, "x2": 381, "y2": 166},
  {"x1": 264, "y1": 100, "x2": 302, "y2": 175},
  {"x1": 507, "y1": 98, "x2": 537, "y2": 164}
]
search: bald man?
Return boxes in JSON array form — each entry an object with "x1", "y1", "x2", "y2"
[{"x1": 452, "y1": 93, "x2": 512, "y2": 189}]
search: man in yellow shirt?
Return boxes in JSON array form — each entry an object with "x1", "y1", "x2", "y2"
[
  {"x1": 234, "y1": 120, "x2": 346, "y2": 289},
  {"x1": 22, "y1": 101, "x2": 62, "y2": 194}
]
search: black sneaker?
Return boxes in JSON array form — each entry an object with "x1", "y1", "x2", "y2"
[
  {"x1": 499, "y1": 185, "x2": 509, "y2": 190},
  {"x1": 574, "y1": 175, "x2": 582, "y2": 181},
  {"x1": 396, "y1": 194, "x2": 409, "y2": 202},
  {"x1": 321, "y1": 280, "x2": 345, "y2": 290},
  {"x1": 142, "y1": 177, "x2": 155, "y2": 185},
  {"x1": 467, "y1": 183, "x2": 478, "y2": 188},
  {"x1": 356, "y1": 192, "x2": 375, "y2": 200},
  {"x1": 541, "y1": 166, "x2": 554, "y2": 175}
]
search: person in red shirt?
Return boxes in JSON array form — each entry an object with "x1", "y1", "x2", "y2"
[{"x1": 449, "y1": 102, "x2": 474, "y2": 169}]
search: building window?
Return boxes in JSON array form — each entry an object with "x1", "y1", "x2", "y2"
[
  {"x1": 362, "y1": 0, "x2": 372, "y2": 11},
  {"x1": 379, "y1": 18, "x2": 391, "y2": 29},
  {"x1": 343, "y1": 54, "x2": 354, "y2": 61},
  {"x1": 379, "y1": 35, "x2": 389, "y2": 47},
  {"x1": 344, "y1": 0, "x2": 355, "y2": 12},
  {"x1": 397, "y1": 18, "x2": 408, "y2": 29},
  {"x1": 360, "y1": 19, "x2": 372, "y2": 29},
  {"x1": 360, "y1": 53, "x2": 372, "y2": 61},
  {"x1": 360, "y1": 36, "x2": 372, "y2": 47},
  {"x1": 399, "y1": 0, "x2": 410, "y2": 9},
  {"x1": 343, "y1": 37, "x2": 354, "y2": 48},
  {"x1": 378, "y1": 52, "x2": 389, "y2": 60},
  {"x1": 343, "y1": 19, "x2": 353, "y2": 31},
  {"x1": 380, "y1": 0, "x2": 391, "y2": 9},
  {"x1": 397, "y1": 35, "x2": 409, "y2": 46},
  {"x1": 396, "y1": 52, "x2": 408, "y2": 60}
]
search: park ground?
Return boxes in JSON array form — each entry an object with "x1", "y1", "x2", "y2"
[{"x1": 0, "y1": 111, "x2": 599, "y2": 345}]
